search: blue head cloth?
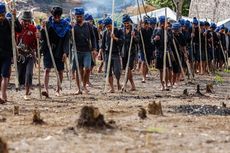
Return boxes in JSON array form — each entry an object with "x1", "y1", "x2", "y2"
[
  {"x1": 204, "y1": 21, "x2": 210, "y2": 26},
  {"x1": 220, "y1": 24, "x2": 225, "y2": 30},
  {"x1": 48, "y1": 16, "x2": 70, "y2": 38},
  {"x1": 36, "y1": 25, "x2": 41, "y2": 31},
  {"x1": 74, "y1": 7, "x2": 84, "y2": 15},
  {"x1": 5, "y1": 12, "x2": 12, "y2": 20},
  {"x1": 200, "y1": 21, "x2": 204, "y2": 26},
  {"x1": 215, "y1": 27, "x2": 220, "y2": 32},
  {"x1": 0, "y1": 2, "x2": 6, "y2": 14},
  {"x1": 104, "y1": 17, "x2": 112, "y2": 26},
  {"x1": 114, "y1": 21, "x2": 117, "y2": 27},
  {"x1": 85, "y1": 13, "x2": 93, "y2": 21},
  {"x1": 122, "y1": 14, "x2": 132, "y2": 23},
  {"x1": 178, "y1": 19, "x2": 185, "y2": 26},
  {"x1": 158, "y1": 16, "x2": 166, "y2": 24},
  {"x1": 172, "y1": 22, "x2": 181, "y2": 30},
  {"x1": 193, "y1": 17, "x2": 198, "y2": 25},
  {"x1": 210, "y1": 22, "x2": 217, "y2": 29},
  {"x1": 149, "y1": 17, "x2": 157, "y2": 25},
  {"x1": 185, "y1": 20, "x2": 191, "y2": 28},
  {"x1": 64, "y1": 17, "x2": 70, "y2": 23},
  {"x1": 97, "y1": 19, "x2": 104, "y2": 25}
]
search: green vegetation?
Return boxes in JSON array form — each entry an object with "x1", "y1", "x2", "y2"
[{"x1": 145, "y1": 0, "x2": 191, "y2": 16}]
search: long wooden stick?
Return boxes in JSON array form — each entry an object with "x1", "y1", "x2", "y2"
[
  {"x1": 36, "y1": 28, "x2": 42, "y2": 99},
  {"x1": 10, "y1": 0, "x2": 19, "y2": 91},
  {"x1": 162, "y1": 8, "x2": 168, "y2": 83},
  {"x1": 205, "y1": 30, "x2": 210, "y2": 73},
  {"x1": 198, "y1": 20, "x2": 203, "y2": 74},
  {"x1": 121, "y1": 24, "x2": 134, "y2": 92},
  {"x1": 70, "y1": 10, "x2": 83, "y2": 93},
  {"x1": 219, "y1": 40, "x2": 228, "y2": 68},
  {"x1": 104, "y1": 0, "x2": 115, "y2": 93},
  {"x1": 211, "y1": 32, "x2": 216, "y2": 72},
  {"x1": 136, "y1": 0, "x2": 152, "y2": 76},
  {"x1": 44, "y1": 26, "x2": 61, "y2": 89},
  {"x1": 190, "y1": 24, "x2": 195, "y2": 78},
  {"x1": 172, "y1": 37, "x2": 187, "y2": 82}
]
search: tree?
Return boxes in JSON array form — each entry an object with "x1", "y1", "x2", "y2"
[{"x1": 145, "y1": 0, "x2": 191, "y2": 17}]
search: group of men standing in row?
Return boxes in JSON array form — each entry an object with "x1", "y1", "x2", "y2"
[{"x1": 0, "y1": 3, "x2": 229, "y2": 103}]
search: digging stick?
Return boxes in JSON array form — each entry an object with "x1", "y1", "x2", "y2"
[
  {"x1": 219, "y1": 40, "x2": 228, "y2": 68},
  {"x1": 70, "y1": 10, "x2": 83, "y2": 93},
  {"x1": 136, "y1": 0, "x2": 153, "y2": 76},
  {"x1": 44, "y1": 26, "x2": 61, "y2": 89},
  {"x1": 172, "y1": 37, "x2": 187, "y2": 82},
  {"x1": 162, "y1": 8, "x2": 168, "y2": 83},
  {"x1": 10, "y1": 0, "x2": 19, "y2": 91},
  {"x1": 205, "y1": 30, "x2": 210, "y2": 73},
  {"x1": 211, "y1": 32, "x2": 216, "y2": 72},
  {"x1": 121, "y1": 24, "x2": 134, "y2": 92},
  {"x1": 104, "y1": 0, "x2": 115, "y2": 93}
]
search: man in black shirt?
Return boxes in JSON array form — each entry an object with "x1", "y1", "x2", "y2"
[
  {"x1": 121, "y1": 14, "x2": 139, "y2": 91},
  {"x1": 40, "y1": 7, "x2": 70, "y2": 97},
  {"x1": 0, "y1": 3, "x2": 22, "y2": 103},
  {"x1": 72, "y1": 7, "x2": 97, "y2": 94},
  {"x1": 100, "y1": 17, "x2": 123, "y2": 93},
  {"x1": 139, "y1": 17, "x2": 154, "y2": 83}
]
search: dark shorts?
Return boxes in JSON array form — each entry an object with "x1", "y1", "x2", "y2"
[
  {"x1": 193, "y1": 44, "x2": 206, "y2": 61},
  {"x1": 122, "y1": 54, "x2": 136, "y2": 70},
  {"x1": 172, "y1": 61, "x2": 180, "y2": 74},
  {"x1": 215, "y1": 48, "x2": 225, "y2": 62},
  {"x1": 155, "y1": 52, "x2": 171, "y2": 70},
  {"x1": 140, "y1": 51, "x2": 152, "y2": 65},
  {"x1": 72, "y1": 51, "x2": 92, "y2": 70},
  {"x1": 104, "y1": 54, "x2": 121, "y2": 79},
  {"x1": 18, "y1": 57, "x2": 34, "y2": 86},
  {"x1": 0, "y1": 56, "x2": 12, "y2": 78},
  {"x1": 44, "y1": 54, "x2": 64, "y2": 71}
]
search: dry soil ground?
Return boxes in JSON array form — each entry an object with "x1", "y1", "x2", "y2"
[{"x1": 0, "y1": 66, "x2": 230, "y2": 153}]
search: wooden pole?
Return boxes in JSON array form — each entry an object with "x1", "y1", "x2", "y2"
[
  {"x1": 44, "y1": 26, "x2": 61, "y2": 89},
  {"x1": 205, "y1": 30, "x2": 210, "y2": 73},
  {"x1": 121, "y1": 24, "x2": 134, "y2": 92},
  {"x1": 136, "y1": 0, "x2": 152, "y2": 76},
  {"x1": 211, "y1": 32, "x2": 216, "y2": 72},
  {"x1": 172, "y1": 37, "x2": 187, "y2": 82},
  {"x1": 104, "y1": 0, "x2": 115, "y2": 93},
  {"x1": 70, "y1": 10, "x2": 83, "y2": 93},
  {"x1": 10, "y1": 0, "x2": 19, "y2": 91},
  {"x1": 162, "y1": 8, "x2": 168, "y2": 83},
  {"x1": 36, "y1": 28, "x2": 42, "y2": 99}
]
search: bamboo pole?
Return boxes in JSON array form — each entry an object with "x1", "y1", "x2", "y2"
[
  {"x1": 70, "y1": 10, "x2": 83, "y2": 93},
  {"x1": 10, "y1": 0, "x2": 19, "y2": 91},
  {"x1": 205, "y1": 30, "x2": 210, "y2": 73},
  {"x1": 44, "y1": 26, "x2": 61, "y2": 90},
  {"x1": 36, "y1": 27, "x2": 42, "y2": 99},
  {"x1": 121, "y1": 24, "x2": 134, "y2": 92},
  {"x1": 211, "y1": 32, "x2": 216, "y2": 72},
  {"x1": 162, "y1": 8, "x2": 168, "y2": 83},
  {"x1": 104, "y1": 0, "x2": 115, "y2": 93},
  {"x1": 136, "y1": 0, "x2": 152, "y2": 76},
  {"x1": 172, "y1": 37, "x2": 187, "y2": 82}
]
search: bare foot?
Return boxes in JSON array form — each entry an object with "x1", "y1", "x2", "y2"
[
  {"x1": 74, "y1": 90, "x2": 82, "y2": 95},
  {"x1": 130, "y1": 88, "x2": 136, "y2": 91},
  {"x1": 108, "y1": 89, "x2": 115, "y2": 93}
]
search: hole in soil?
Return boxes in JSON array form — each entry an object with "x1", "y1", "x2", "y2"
[
  {"x1": 138, "y1": 108, "x2": 147, "y2": 119},
  {"x1": 77, "y1": 106, "x2": 114, "y2": 129},
  {"x1": 170, "y1": 105, "x2": 230, "y2": 116}
]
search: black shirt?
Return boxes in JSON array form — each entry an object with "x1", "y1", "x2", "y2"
[{"x1": 0, "y1": 18, "x2": 22, "y2": 58}]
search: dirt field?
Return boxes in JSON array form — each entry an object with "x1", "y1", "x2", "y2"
[{"x1": 0, "y1": 67, "x2": 230, "y2": 153}]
